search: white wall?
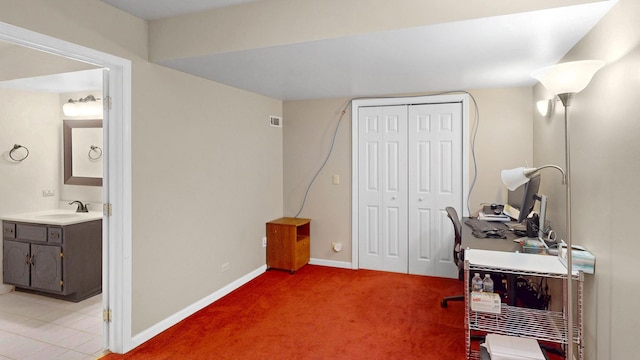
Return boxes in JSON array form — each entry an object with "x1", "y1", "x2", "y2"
[
  {"x1": 532, "y1": 0, "x2": 640, "y2": 358},
  {"x1": 0, "y1": 89, "x2": 61, "y2": 214}
]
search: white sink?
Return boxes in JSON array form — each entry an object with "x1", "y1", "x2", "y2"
[
  {"x1": 37, "y1": 213, "x2": 81, "y2": 219},
  {"x1": 2, "y1": 210, "x2": 102, "y2": 225}
]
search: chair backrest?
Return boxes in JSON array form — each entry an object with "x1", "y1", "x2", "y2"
[{"x1": 445, "y1": 206, "x2": 463, "y2": 269}]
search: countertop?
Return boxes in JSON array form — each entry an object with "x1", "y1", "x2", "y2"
[{"x1": 1, "y1": 209, "x2": 103, "y2": 226}]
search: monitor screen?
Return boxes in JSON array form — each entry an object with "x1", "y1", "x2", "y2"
[{"x1": 506, "y1": 174, "x2": 541, "y2": 223}]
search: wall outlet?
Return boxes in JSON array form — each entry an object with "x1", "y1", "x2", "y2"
[
  {"x1": 221, "y1": 262, "x2": 230, "y2": 272},
  {"x1": 42, "y1": 190, "x2": 55, "y2": 197},
  {"x1": 262, "y1": 237, "x2": 267, "y2": 247}
]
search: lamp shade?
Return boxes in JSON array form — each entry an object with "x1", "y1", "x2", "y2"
[
  {"x1": 500, "y1": 167, "x2": 531, "y2": 191},
  {"x1": 531, "y1": 60, "x2": 605, "y2": 95}
]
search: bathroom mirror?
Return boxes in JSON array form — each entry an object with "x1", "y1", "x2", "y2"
[{"x1": 63, "y1": 119, "x2": 103, "y2": 186}]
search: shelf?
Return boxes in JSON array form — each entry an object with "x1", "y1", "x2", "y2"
[
  {"x1": 468, "y1": 304, "x2": 580, "y2": 344},
  {"x1": 465, "y1": 249, "x2": 582, "y2": 281},
  {"x1": 464, "y1": 249, "x2": 584, "y2": 360}
]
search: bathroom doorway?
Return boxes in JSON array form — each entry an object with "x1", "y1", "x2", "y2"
[
  {"x1": 0, "y1": 42, "x2": 107, "y2": 358},
  {"x1": 0, "y1": 21, "x2": 132, "y2": 354}
]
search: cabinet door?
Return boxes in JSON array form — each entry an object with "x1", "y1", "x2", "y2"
[
  {"x1": 30, "y1": 244, "x2": 63, "y2": 292},
  {"x1": 3, "y1": 240, "x2": 30, "y2": 287}
]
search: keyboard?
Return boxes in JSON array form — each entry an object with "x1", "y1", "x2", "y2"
[{"x1": 464, "y1": 218, "x2": 508, "y2": 233}]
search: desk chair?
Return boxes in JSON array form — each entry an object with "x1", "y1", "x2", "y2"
[{"x1": 440, "y1": 206, "x2": 464, "y2": 308}]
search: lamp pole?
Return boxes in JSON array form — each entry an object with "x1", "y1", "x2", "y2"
[
  {"x1": 558, "y1": 92, "x2": 574, "y2": 360},
  {"x1": 533, "y1": 60, "x2": 604, "y2": 360}
]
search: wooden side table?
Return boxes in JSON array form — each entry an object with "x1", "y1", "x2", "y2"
[{"x1": 266, "y1": 217, "x2": 310, "y2": 273}]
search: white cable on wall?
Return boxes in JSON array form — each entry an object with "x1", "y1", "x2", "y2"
[{"x1": 294, "y1": 91, "x2": 480, "y2": 218}]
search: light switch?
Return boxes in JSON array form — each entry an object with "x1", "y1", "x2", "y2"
[{"x1": 332, "y1": 174, "x2": 340, "y2": 185}]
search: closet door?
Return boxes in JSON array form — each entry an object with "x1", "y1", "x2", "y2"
[
  {"x1": 358, "y1": 105, "x2": 409, "y2": 273},
  {"x1": 408, "y1": 103, "x2": 462, "y2": 278}
]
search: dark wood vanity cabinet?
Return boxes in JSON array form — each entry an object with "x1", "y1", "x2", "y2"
[{"x1": 2, "y1": 220, "x2": 101, "y2": 302}]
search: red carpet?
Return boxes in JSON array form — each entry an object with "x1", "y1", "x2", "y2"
[{"x1": 102, "y1": 265, "x2": 466, "y2": 359}]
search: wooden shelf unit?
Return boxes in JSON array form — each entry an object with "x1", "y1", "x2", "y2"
[{"x1": 266, "y1": 217, "x2": 310, "y2": 274}]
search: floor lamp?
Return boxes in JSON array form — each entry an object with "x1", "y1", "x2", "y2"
[{"x1": 530, "y1": 60, "x2": 604, "y2": 359}]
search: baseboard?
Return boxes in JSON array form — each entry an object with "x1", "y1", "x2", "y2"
[
  {"x1": 309, "y1": 258, "x2": 352, "y2": 269},
  {"x1": 0, "y1": 284, "x2": 13, "y2": 295},
  {"x1": 130, "y1": 265, "x2": 267, "y2": 350}
]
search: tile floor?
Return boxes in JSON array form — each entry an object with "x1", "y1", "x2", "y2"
[{"x1": 0, "y1": 290, "x2": 106, "y2": 360}]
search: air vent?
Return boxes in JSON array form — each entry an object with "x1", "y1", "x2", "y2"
[{"x1": 270, "y1": 116, "x2": 282, "y2": 127}]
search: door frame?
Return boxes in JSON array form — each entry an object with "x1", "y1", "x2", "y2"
[
  {"x1": 0, "y1": 22, "x2": 133, "y2": 353},
  {"x1": 351, "y1": 94, "x2": 470, "y2": 269}
]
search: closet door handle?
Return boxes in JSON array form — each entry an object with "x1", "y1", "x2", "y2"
[{"x1": 391, "y1": 196, "x2": 397, "y2": 200}]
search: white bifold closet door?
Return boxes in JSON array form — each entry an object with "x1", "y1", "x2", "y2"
[{"x1": 358, "y1": 103, "x2": 462, "y2": 278}]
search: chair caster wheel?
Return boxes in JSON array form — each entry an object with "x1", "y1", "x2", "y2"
[{"x1": 440, "y1": 300, "x2": 448, "y2": 308}]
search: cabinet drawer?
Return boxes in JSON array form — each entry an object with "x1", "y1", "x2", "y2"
[
  {"x1": 16, "y1": 224, "x2": 47, "y2": 242},
  {"x1": 47, "y1": 227, "x2": 63, "y2": 243},
  {"x1": 3, "y1": 222, "x2": 16, "y2": 239},
  {"x1": 295, "y1": 237, "x2": 310, "y2": 262}
]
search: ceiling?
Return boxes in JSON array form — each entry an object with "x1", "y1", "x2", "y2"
[
  {"x1": 0, "y1": 1, "x2": 617, "y2": 100},
  {"x1": 0, "y1": 68, "x2": 103, "y2": 93},
  {"x1": 158, "y1": 5, "x2": 613, "y2": 100},
  {"x1": 98, "y1": 0, "x2": 616, "y2": 100},
  {"x1": 0, "y1": 40, "x2": 102, "y2": 93},
  {"x1": 99, "y1": 0, "x2": 264, "y2": 20}
]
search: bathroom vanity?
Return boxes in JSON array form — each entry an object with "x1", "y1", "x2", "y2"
[{"x1": 2, "y1": 210, "x2": 102, "y2": 302}]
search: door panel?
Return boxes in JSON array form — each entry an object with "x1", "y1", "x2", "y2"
[
  {"x1": 408, "y1": 103, "x2": 462, "y2": 277},
  {"x1": 31, "y1": 244, "x2": 62, "y2": 292},
  {"x1": 3, "y1": 240, "x2": 30, "y2": 287},
  {"x1": 358, "y1": 102, "x2": 462, "y2": 277},
  {"x1": 358, "y1": 105, "x2": 408, "y2": 273}
]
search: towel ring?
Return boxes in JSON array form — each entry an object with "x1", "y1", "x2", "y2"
[
  {"x1": 88, "y1": 145, "x2": 102, "y2": 160},
  {"x1": 9, "y1": 144, "x2": 29, "y2": 162}
]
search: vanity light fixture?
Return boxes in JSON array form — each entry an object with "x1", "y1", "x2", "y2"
[
  {"x1": 63, "y1": 95, "x2": 102, "y2": 117},
  {"x1": 531, "y1": 59, "x2": 604, "y2": 360}
]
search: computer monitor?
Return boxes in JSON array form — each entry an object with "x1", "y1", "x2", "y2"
[
  {"x1": 505, "y1": 174, "x2": 541, "y2": 223},
  {"x1": 538, "y1": 194, "x2": 548, "y2": 241}
]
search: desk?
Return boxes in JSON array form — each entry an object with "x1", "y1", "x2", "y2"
[
  {"x1": 461, "y1": 217, "x2": 521, "y2": 252},
  {"x1": 461, "y1": 217, "x2": 520, "y2": 304}
]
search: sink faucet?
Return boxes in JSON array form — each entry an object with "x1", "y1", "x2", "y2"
[{"x1": 69, "y1": 201, "x2": 89, "y2": 213}]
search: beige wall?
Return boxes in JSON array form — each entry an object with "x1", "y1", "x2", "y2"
[
  {"x1": 532, "y1": 0, "x2": 639, "y2": 358},
  {"x1": 0, "y1": 0, "x2": 284, "y2": 336},
  {"x1": 283, "y1": 87, "x2": 533, "y2": 264},
  {"x1": 131, "y1": 65, "x2": 283, "y2": 333},
  {"x1": 283, "y1": 98, "x2": 353, "y2": 262}
]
